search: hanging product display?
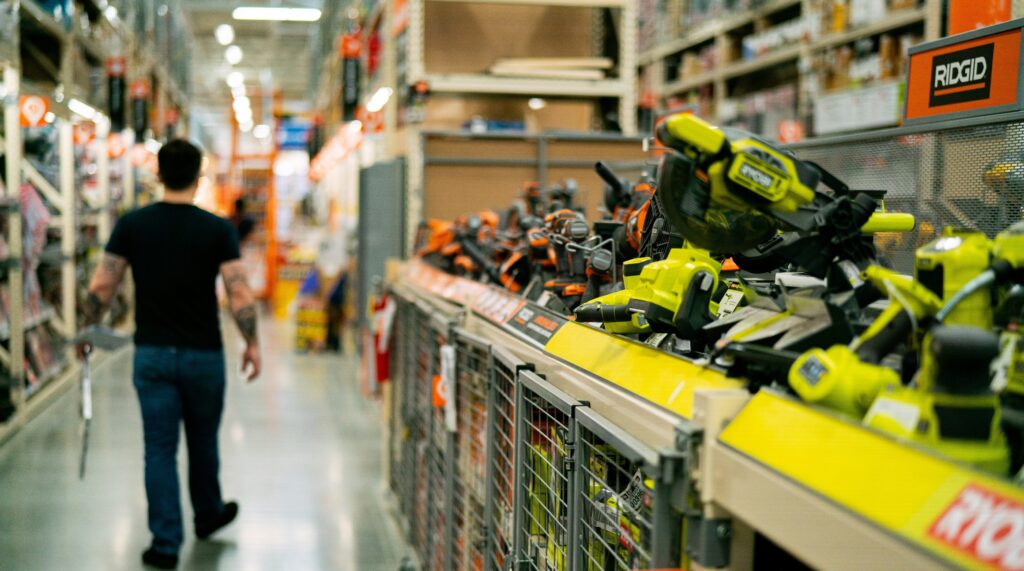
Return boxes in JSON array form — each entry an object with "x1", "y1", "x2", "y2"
[
  {"x1": 129, "y1": 79, "x2": 150, "y2": 135},
  {"x1": 106, "y1": 57, "x2": 126, "y2": 132},
  {"x1": 339, "y1": 31, "x2": 362, "y2": 122}
]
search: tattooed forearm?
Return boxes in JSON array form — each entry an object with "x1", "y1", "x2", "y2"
[
  {"x1": 100, "y1": 253, "x2": 128, "y2": 278},
  {"x1": 82, "y1": 292, "x2": 106, "y2": 327},
  {"x1": 233, "y1": 305, "x2": 258, "y2": 344}
]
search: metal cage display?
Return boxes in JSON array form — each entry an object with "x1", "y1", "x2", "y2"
[
  {"x1": 484, "y1": 349, "x2": 520, "y2": 571},
  {"x1": 453, "y1": 329, "x2": 490, "y2": 570},
  {"x1": 513, "y1": 370, "x2": 581, "y2": 571}
]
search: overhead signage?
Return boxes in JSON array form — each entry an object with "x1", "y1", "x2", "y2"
[{"x1": 905, "y1": 20, "x2": 1024, "y2": 124}]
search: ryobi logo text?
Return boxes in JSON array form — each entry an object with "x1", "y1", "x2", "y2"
[
  {"x1": 928, "y1": 484, "x2": 1024, "y2": 569},
  {"x1": 738, "y1": 162, "x2": 774, "y2": 191},
  {"x1": 930, "y1": 43, "x2": 995, "y2": 107}
]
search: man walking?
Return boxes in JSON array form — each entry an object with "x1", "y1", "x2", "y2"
[{"x1": 82, "y1": 139, "x2": 261, "y2": 569}]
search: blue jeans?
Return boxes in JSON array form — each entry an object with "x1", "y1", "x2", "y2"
[{"x1": 133, "y1": 345, "x2": 227, "y2": 555}]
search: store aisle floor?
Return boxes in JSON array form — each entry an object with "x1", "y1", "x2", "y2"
[{"x1": 0, "y1": 320, "x2": 412, "y2": 570}]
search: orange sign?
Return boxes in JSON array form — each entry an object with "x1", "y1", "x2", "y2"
[
  {"x1": 949, "y1": 0, "x2": 1012, "y2": 36},
  {"x1": 129, "y1": 79, "x2": 150, "y2": 99},
  {"x1": 108, "y1": 133, "x2": 127, "y2": 158},
  {"x1": 905, "y1": 23, "x2": 1023, "y2": 124},
  {"x1": 431, "y1": 374, "x2": 447, "y2": 408},
  {"x1": 73, "y1": 121, "x2": 96, "y2": 145},
  {"x1": 19, "y1": 95, "x2": 49, "y2": 127}
]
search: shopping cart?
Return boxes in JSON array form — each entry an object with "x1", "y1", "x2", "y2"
[{"x1": 71, "y1": 326, "x2": 130, "y2": 479}]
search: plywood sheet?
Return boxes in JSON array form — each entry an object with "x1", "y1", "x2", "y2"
[
  {"x1": 424, "y1": 4, "x2": 594, "y2": 74},
  {"x1": 424, "y1": 165, "x2": 537, "y2": 220}
]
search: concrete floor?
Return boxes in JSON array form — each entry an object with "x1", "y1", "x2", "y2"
[{"x1": 0, "y1": 322, "x2": 413, "y2": 570}]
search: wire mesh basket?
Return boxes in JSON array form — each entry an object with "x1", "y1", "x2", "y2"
[
  {"x1": 791, "y1": 120, "x2": 1024, "y2": 273},
  {"x1": 514, "y1": 370, "x2": 581, "y2": 571},
  {"x1": 453, "y1": 329, "x2": 490, "y2": 571},
  {"x1": 486, "y1": 349, "x2": 521, "y2": 571}
]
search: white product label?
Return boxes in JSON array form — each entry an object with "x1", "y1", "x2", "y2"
[
  {"x1": 440, "y1": 345, "x2": 457, "y2": 432},
  {"x1": 864, "y1": 396, "x2": 920, "y2": 434},
  {"x1": 717, "y1": 289, "x2": 744, "y2": 316}
]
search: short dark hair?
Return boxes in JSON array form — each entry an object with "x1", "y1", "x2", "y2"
[{"x1": 157, "y1": 139, "x2": 203, "y2": 191}]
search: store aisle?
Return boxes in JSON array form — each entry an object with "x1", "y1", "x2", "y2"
[{"x1": 0, "y1": 321, "x2": 411, "y2": 570}]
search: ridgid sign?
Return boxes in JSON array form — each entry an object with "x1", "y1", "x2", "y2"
[{"x1": 905, "y1": 20, "x2": 1024, "y2": 124}]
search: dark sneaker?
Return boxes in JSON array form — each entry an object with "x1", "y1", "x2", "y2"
[
  {"x1": 142, "y1": 547, "x2": 178, "y2": 569},
  {"x1": 196, "y1": 501, "x2": 239, "y2": 539}
]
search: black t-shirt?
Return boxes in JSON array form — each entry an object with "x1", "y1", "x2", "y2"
[{"x1": 106, "y1": 203, "x2": 241, "y2": 350}]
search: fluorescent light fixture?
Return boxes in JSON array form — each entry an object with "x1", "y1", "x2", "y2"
[
  {"x1": 226, "y1": 71, "x2": 245, "y2": 88},
  {"x1": 225, "y1": 45, "x2": 243, "y2": 65},
  {"x1": 232, "y1": 7, "x2": 321, "y2": 22},
  {"x1": 68, "y1": 98, "x2": 97, "y2": 119},
  {"x1": 365, "y1": 87, "x2": 393, "y2": 113},
  {"x1": 253, "y1": 124, "x2": 271, "y2": 139},
  {"x1": 528, "y1": 97, "x2": 547, "y2": 110},
  {"x1": 144, "y1": 138, "x2": 162, "y2": 154},
  {"x1": 215, "y1": 24, "x2": 235, "y2": 46}
]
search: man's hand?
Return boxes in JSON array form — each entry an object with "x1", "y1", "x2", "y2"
[
  {"x1": 241, "y1": 343, "x2": 261, "y2": 382},
  {"x1": 221, "y1": 260, "x2": 261, "y2": 382}
]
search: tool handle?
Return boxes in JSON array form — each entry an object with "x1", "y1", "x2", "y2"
[
  {"x1": 595, "y1": 162, "x2": 626, "y2": 194},
  {"x1": 855, "y1": 308, "x2": 913, "y2": 364},
  {"x1": 575, "y1": 303, "x2": 633, "y2": 323}
]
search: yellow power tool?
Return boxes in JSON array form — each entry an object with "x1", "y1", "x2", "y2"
[{"x1": 574, "y1": 246, "x2": 721, "y2": 339}]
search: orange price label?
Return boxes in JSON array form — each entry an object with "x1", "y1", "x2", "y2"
[{"x1": 19, "y1": 95, "x2": 49, "y2": 127}]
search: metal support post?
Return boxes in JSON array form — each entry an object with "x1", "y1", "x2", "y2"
[
  {"x1": 482, "y1": 352, "x2": 498, "y2": 571},
  {"x1": 536, "y1": 136, "x2": 548, "y2": 191},
  {"x1": 124, "y1": 129, "x2": 136, "y2": 209},
  {"x1": 651, "y1": 454, "x2": 686, "y2": 567},
  {"x1": 444, "y1": 428, "x2": 457, "y2": 571},
  {"x1": 619, "y1": 0, "x2": 639, "y2": 136},
  {"x1": 4, "y1": 66, "x2": 24, "y2": 407},
  {"x1": 96, "y1": 118, "x2": 112, "y2": 243},
  {"x1": 59, "y1": 120, "x2": 76, "y2": 338},
  {"x1": 571, "y1": 414, "x2": 589, "y2": 571},
  {"x1": 511, "y1": 372, "x2": 527, "y2": 567}
]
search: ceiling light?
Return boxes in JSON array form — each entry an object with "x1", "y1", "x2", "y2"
[
  {"x1": 44, "y1": 112, "x2": 55, "y2": 123},
  {"x1": 231, "y1": 85, "x2": 246, "y2": 98},
  {"x1": 68, "y1": 98, "x2": 97, "y2": 119},
  {"x1": 226, "y1": 71, "x2": 244, "y2": 88},
  {"x1": 215, "y1": 24, "x2": 235, "y2": 46},
  {"x1": 528, "y1": 97, "x2": 547, "y2": 110},
  {"x1": 225, "y1": 45, "x2": 243, "y2": 66},
  {"x1": 253, "y1": 124, "x2": 271, "y2": 139},
  {"x1": 239, "y1": 122, "x2": 253, "y2": 133},
  {"x1": 232, "y1": 97, "x2": 250, "y2": 111},
  {"x1": 236, "y1": 110, "x2": 253, "y2": 123},
  {"x1": 103, "y1": 6, "x2": 118, "y2": 21},
  {"x1": 232, "y1": 7, "x2": 322, "y2": 22},
  {"x1": 365, "y1": 87, "x2": 393, "y2": 113}
]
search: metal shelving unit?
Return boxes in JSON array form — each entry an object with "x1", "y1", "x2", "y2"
[
  {"x1": 408, "y1": 0, "x2": 638, "y2": 136},
  {"x1": 0, "y1": 0, "x2": 180, "y2": 443},
  {"x1": 638, "y1": 0, "x2": 942, "y2": 136}
]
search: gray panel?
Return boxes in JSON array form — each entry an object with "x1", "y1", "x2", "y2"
[{"x1": 358, "y1": 158, "x2": 407, "y2": 329}]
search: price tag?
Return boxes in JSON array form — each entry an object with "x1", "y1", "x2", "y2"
[{"x1": 440, "y1": 344, "x2": 457, "y2": 432}]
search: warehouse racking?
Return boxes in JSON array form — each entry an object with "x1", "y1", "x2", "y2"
[
  {"x1": 0, "y1": 0, "x2": 190, "y2": 443},
  {"x1": 638, "y1": 0, "x2": 942, "y2": 137}
]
